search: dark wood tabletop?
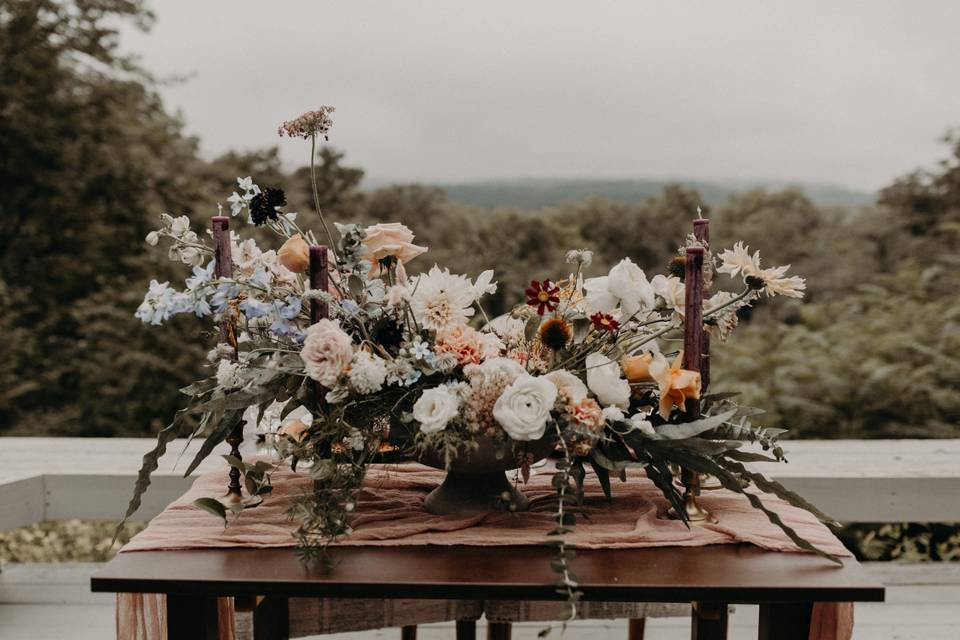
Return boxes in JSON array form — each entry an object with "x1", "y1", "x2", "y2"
[{"x1": 91, "y1": 544, "x2": 884, "y2": 604}]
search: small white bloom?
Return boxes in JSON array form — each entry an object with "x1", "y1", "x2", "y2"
[
  {"x1": 385, "y1": 284, "x2": 411, "y2": 308},
  {"x1": 759, "y1": 266, "x2": 806, "y2": 298},
  {"x1": 544, "y1": 369, "x2": 588, "y2": 404},
  {"x1": 493, "y1": 375, "x2": 558, "y2": 441},
  {"x1": 413, "y1": 385, "x2": 462, "y2": 434},
  {"x1": 628, "y1": 413, "x2": 656, "y2": 437},
  {"x1": 216, "y1": 360, "x2": 244, "y2": 390},
  {"x1": 472, "y1": 270, "x2": 498, "y2": 298},
  {"x1": 145, "y1": 231, "x2": 160, "y2": 246},
  {"x1": 585, "y1": 353, "x2": 631, "y2": 409},
  {"x1": 170, "y1": 215, "x2": 191, "y2": 237},
  {"x1": 651, "y1": 274, "x2": 685, "y2": 313},
  {"x1": 602, "y1": 406, "x2": 625, "y2": 424},
  {"x1": 716, "y1": 241, "x2": 762, "y2": 278},
  {"x1": 565, "y1": 249, "x2": 593, "y2": 267},
  {"x1": 347, "y1": 428, "x2": 366, "y2": 451},
  {"x1": 348, "y1": 351, "x2": 388, "y2": 394},
  {"x1": 583, "y1": 258, "x2": 656, "y2": 320},
  {"x1": 179, "y1": 246, "x2": 203, "y2": 266}
]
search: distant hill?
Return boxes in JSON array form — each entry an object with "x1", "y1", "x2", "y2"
[{"x1": 422, "y1": 178, "x2": 874, "y2": 209}]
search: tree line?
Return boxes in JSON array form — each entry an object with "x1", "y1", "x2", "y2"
[{"x1": 1, "y1": 0, "x2": 957, "y2": 438}]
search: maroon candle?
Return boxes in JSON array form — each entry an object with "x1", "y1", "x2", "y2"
[
  {"x1": 692, "y1": 218, "x2": 710, "y2": 393},
  {"x1": 682, "y1": 246, "x2": 704, "y2": 419},
  {"x1": 211, "y1": 216, "x2": 235, "y2": 350},
  {"x1": 309, "y1": 245, "x2": 330, "y2": 324}
]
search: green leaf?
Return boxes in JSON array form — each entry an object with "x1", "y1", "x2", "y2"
[
  {"x1": 716, "y1": 457, "x2": 838, "y2": 525},
  {"x1": 524, "y1": 315, "x2": 542, "y2": 341},
  {"x1": 193, "y1": 497, "x2": 227, "y2": 525},
  {"x1": 589, "y1": 460, "x2": 612, "y2": 500},
  {"x1": 347, "y1": 274, "x2": 365, "y2": 297},
  {"x1": 113, "y1": 408, "x2": 190, "y2": 542},
  {"x1": 183, "y1": 409, "x2": 243, "y2": 476},
  {"x1": 652, "y1": 409, "x2": 737, "y2": 440}
]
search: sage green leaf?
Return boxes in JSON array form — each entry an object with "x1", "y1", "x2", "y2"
[
  {"x1": 589, "y1": 460, "x2": 612, "y2": 500},
  {"x1": 193, "y1": 498, "x2": 227, "y2": 525},
  {"x1": 183, "y1": 409, "x2": 242, "y2": 476},
  {"x1": 652, "y1": 409, "x2": 737, "y2": 440},
  {"x1": 524, "y1": 315, "x2": 542, "y2": 341}
]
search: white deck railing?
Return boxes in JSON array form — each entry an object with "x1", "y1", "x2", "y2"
[{"x1": 1, "y1": 437, "x2": 959, "y2": 531}]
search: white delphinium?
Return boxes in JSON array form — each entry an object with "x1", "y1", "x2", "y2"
[
  {"x1": 135, "y1": 280, "x2": 175, "y2": 325},
  {"x1": 348, "y1": 351, "x2": 388, "y2": 394}
]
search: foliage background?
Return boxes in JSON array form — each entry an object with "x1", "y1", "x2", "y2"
[{"x1": 1, "y1": 0, "x2": 958, "y2": 441}]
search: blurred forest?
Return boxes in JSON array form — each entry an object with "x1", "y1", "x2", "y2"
[{"x1": 1, "y1": 0, "x2": 958, "y2": 439}]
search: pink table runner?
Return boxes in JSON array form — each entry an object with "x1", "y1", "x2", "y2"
[{"x1": 117, "y1": 463, "x2": 853, "y2": 639}]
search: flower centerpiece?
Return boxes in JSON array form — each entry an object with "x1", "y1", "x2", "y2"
[{"x1": 121, "y1": 109, "x2": 836, "y2": 611}]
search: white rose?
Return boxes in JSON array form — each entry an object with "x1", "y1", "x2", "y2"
[
  {"x1": 544, "y1": 369, "x2": 588, "y2": 404},
  {"x1": 300, "y1": 319, "x2": 354, "y2": 386},
  {"x1": 170, "y1": 215, "x2": 191, "y2": 237},
  {"x1": 585, "y1": 353, "x2": 631, "y2": 409},
  {"x1": 413, "y1": 385, "x2": 462, "y2": 434},
  {"x1": 493, "y1": 375, "x2": 558, "y2": 441}
]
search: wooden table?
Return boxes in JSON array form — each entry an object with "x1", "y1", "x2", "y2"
[{"x1": 91, "y1": 544, "x2": 883, "y2": 640}]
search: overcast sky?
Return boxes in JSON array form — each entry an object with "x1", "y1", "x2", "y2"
[{"x1": 122, "y1": 1, "x2": 960, "y2": 191}]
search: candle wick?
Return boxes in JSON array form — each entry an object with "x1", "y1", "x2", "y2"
[{"x1": 696, "y1": 206, "x2": 703, "y2": 219}]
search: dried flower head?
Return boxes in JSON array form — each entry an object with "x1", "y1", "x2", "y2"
[
  {"x1": 538, "y1": 317, "x2": 572, "y2": 351},
  {"x1": 668, "y1": 255, "x2": 686, "y2": 280},
  {"x1": 278, "y1": 107, "x2": 335, "y2": 140},
  {"x1": 565, "y1": 249, "x2": 593, "y2": 267}
]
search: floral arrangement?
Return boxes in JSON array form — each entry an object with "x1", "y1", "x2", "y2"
[{"x1": 121, "y1": 108, "x2": 836, "y2": 615}]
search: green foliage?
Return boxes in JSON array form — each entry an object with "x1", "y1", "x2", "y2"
[{"x1": 2, "y1": 0, "x2": 959, "y2": 443}]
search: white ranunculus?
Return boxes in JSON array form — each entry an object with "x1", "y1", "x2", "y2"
[
  {"x1": 493, "y1": 375, "x2": 558, "y2": 441},
  {"x1": 544, "y1": 369, "x2": 588, "y2": 404},
  {"x1": 583, "y1": 258, "x2": 656, "y2": 320},
  {"x1": 585, "y1": 353, "x2": 631, "y2": 409},
  {"x1": 413, "y1": 385, "x2": 462, "y2": 434}
]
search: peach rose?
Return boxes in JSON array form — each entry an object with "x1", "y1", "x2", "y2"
[
  {"x1": 621, "y1": 352, "x2": 655, "y2": 382},
  {"x1": 300, "y1": 319, "x2": 353, "y2": 386},
  {"x1": 279, "y1": 419, "x2": 310, "y2": 442},
  {"x1": 278, "y1": 234, "x2": 310, "y2": 273},
  {"x1": 362, "y1": 223, "x2": 427, "y2": 272}
]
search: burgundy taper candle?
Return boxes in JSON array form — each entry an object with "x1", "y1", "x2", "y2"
[
  {"x1": 692, "y1": 218, "x2": 710, "y2": 393},
  {"x1": 211, "y1": 216, "x2": 235, "y2": 351},
  {"x1": 309, "y1": 245, "x2": 329, "y2": 324},
  {"x1": 682, "y1": 246, "x2": 705, "y2": 420}
]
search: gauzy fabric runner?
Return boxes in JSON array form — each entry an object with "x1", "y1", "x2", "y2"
[{"x1": 117, "y1": 463, "x2": 853, "y2": 640}]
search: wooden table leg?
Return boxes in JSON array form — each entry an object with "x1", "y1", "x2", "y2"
[
  {"x1": 167, "y1": 594, "x2": 221, "y2": 640},
  {"x1": 401, "y1": 625, "x2": 418, "y2": 640},
  {"x1": 456, "y1": 619, "x2": 477, "y2": 640},
  {"x1": 487, "y1": 621, "x2": 512, "y2": 640},
  {"x1": 252, "y1": 596, "x2": 289, "y2": 640},
  {"x1": 758, "y1": 602, "x2": 813, "y2": 640},
  {"x1": 628, "y1": 617, "x2": 646, "y2": 640},
  {"x1": 691, "y1": 601, "x2": 728, "y2": 640}
]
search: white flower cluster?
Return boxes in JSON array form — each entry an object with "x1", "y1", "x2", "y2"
[{"x1": 717, "y1": 242, "x2": 806, "y2": 298}]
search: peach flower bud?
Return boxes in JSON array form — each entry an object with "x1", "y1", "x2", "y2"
[
  {"x1": 621, "y1": 352, "x2": 654, "y2": 382},
  {"x1": 279, "y1": 419, "x2": 310, "y2": 442},
  {"x1": 362, "y1": 222, "x2": 427, "y2": 273},
  {"x1": 278, "y1": 234, "x2": 310, "y2": 273}
]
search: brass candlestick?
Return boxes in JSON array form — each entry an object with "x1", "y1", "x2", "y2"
[{"x1": 212, "y1": 215, "x2": 262, "y2": 510}]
